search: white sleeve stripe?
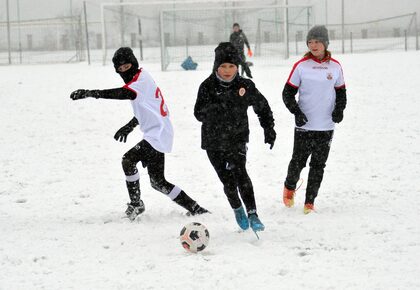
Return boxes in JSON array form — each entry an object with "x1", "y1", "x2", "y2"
[
  {"x1": 168, "y1": 185, "x2": 182, "y2": 200},
  {"x1": 125, "y1": 172, "x2": 140, "y2": 182}
]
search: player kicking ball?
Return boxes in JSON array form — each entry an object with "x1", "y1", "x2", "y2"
[
  {"x1": 70, "y1": 47, "x2": 208, "y2": 220},
  {"x1": 194, "y1": 42, "x2": 276, "y2": 232}
]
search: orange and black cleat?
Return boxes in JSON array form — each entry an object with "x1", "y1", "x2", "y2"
[
  {"x1": 303, "y1": 203, "x2": 315, "y2": 214},
  {"x1": 283, "y1": 187, "x2": 296, "y2": 207}
]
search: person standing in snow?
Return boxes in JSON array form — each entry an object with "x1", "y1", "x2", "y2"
[
  {"x1": 230, "y1": 23, "x2": 253, "y2": 78},
  {"x1": 194, "y1": 42, "x2": 276, "y2": 232},
  {"x1": 70, "y1": 47, "x2": 208, "y2": 220},
  {"x1": 282, "y1": 26, "x2": 347, "y2": 214}
]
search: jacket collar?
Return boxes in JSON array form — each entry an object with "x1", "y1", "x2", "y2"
[{"x1": 309, "y1": 53, "x2": 330, "y2": 64}]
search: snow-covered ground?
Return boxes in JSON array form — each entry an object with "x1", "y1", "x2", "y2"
[{"x1": 1, "y1": 50, "x2": 420, "y2": 290}]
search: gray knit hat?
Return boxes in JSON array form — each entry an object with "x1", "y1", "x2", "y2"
[{"x1": 306, "y1": 25, "x2": 329, "y2": 49}]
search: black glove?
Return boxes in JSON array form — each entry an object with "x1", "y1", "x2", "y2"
[
  {"x1": 332, "y1": 110, "x2": 344, "y2": 123},
  {"x1": 114, "y1": 124, "x2": 134, "y2": 143},
  {"x1": 114, "y1": 118, "x2": 138, "y2": 143},
  {"x1": 264, "y1": 127, "x2": 276, "y2": 150},
  {"x1": 70, "y1": 89, "x2": 99, "y2": 100},
  {"x1": 295, "y1": 110, "x2": 308, "y2": 127}
]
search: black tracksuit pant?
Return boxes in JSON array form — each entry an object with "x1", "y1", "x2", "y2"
[
  {"x1": 285, "y1": 128, "x2": 334, "y2": 204},
  {"x1": 121, "y1": 140, "x2": 201, "y2": 212},
  {"x1": 239, "y1": 51, "x2": 252, "y2": 78},
  {"x1": 122, "y1": 140, "x2": 175, "y2": 196},
  {"x1": 206, "y1": 147, "x2": 257, "y2": 214}
]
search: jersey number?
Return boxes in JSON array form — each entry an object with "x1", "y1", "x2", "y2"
[{"x1": 155, "y1": 87, "x2": 168, "y2": 117}]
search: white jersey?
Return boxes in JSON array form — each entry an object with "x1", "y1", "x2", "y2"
[
  {"x1": 287, "y1": 56, "x2": 345, "y2": 131},
  {"x1": 123, "y1": 68, "x2": 174, "y2": 153}
]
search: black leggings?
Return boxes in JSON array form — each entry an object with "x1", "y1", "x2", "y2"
[
  {"x1": 207, "y1": 148, "x2": 256, "y2": 214},
  {"x1": 122, "y1": 140, "x2": 175, "y2": 195},
  {"x1": 239, "y1": 52, "x2": 252, "y2": 77},
  {"x1": 285, "y1": 128, "x2": 334, "y2": 204}
]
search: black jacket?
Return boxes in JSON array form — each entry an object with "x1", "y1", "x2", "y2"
[
  {"x1": 229, "y1": 30, "x2": 250, "y2": 54},
  {"x1": 194, "y1": 73, "x2": 274, "y2": 151}
]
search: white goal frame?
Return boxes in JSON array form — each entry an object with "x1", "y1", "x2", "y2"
[
  {"x1": 100, "y1": 1, "x2": 313, "y2": 70},
  {"x1": 100, "y1": 0, "x2": 261, "y2": 65}
]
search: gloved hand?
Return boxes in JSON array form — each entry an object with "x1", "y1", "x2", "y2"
[
  {"x1": 114, "y1": 124, "x2": 135, "y2": 143},
  {"x1": 247, "y1": 49, "x2": 253, "y2": 57},
  {"x1": 264, "y1": 127, "x2": 276, "y2": 150},
  {"x1": 332, "y1": 109, "x2": 344, "y2": 123},
  {"x1": 70, "y1": 89, "x2": 98, "y2": 100},
  {"x1": 295, "y1": 110, "x2": 308, "y2": 127}
]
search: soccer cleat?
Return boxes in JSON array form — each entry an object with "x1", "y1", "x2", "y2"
[
  {"x1": 125, "y1": 200, "x2": 145, "y2": 221},
  {"x1": 233, "y1": 206, "x2": 249, "y2": 230},
  {"x1": 283, "y1": 186, "x2": 296, "y2": 207},
  {"x1": 248, "y1": 214, "x2": 265, "y2": 232},
  {"x1": 187, "y1": 203, "x2": 210, "y2": 216},
  {"x1": 303, "y1": 203, "x2": 314, "y2": 214}
]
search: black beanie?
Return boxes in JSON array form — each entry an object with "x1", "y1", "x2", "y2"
[
  {"x1": 112, "y1": 47, "x2": 139, "y2": 72},
  {"x1": 112, "y1": 47, "x2": 139, "y2": 84},
  {"x1": 213, "y1": 42, "x2": 241, "y2": 71},
  {"x1": 306, "y1": 25, "x2": 329, "y2": 49}
]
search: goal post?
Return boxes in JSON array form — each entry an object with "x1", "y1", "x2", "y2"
[
  {"x1": 100, "y1": 1, "x2": 179, "y2": 65},
  {"x1": 99, "y1": 1, "x2": 313, "y2": 70}
]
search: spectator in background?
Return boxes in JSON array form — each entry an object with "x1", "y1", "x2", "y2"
[{"x1": 230, "y1": 23, "x2": 253, "y2": 78}]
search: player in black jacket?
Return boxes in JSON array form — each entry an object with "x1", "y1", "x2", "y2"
[
  {"x1": 230, "y1": 23, "x2": 253, "y2": 78},
  {"x1": 194, "y1": 42, "x2": 276, "y2": 232}
]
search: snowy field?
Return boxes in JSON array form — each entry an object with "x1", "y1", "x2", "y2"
[{"x1": 1, "y1": 50, "x2": 420, "y2": 290}]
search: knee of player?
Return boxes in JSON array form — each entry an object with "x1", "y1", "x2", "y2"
[
  {"x1": 121, "y1": 154, "x2": 138, "y2": 172},
  {"x1": 150, "y1": 177, "x2": 166, "y2": 191},
  {"x1": 291, "y1": 159, "x2": 307, "y2": 169},
  {"x1": 233, "y1": 165, "x2": 249, "y2": 177},
  {"x1": 309, "y1": 161, "x2": 326, "y2": 170},
  {"x1": 299, "y1": 160, "x2": 308, "y2": 168},
  {"x1": 223, "y1": 182, "x2": 237, "y2": 193},
  {"x1": 121, "y1": 155, "x2": 132, "y2": 167}
]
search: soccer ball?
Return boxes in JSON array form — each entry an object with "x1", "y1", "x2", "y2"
[{"x1": 179, "y1": 222, "x2": 210, "y2": 253}]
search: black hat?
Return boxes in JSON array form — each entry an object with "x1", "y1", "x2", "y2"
[
  {"x1": 306, "y1": 25, "x2": 329, "y2": 49},
  {"x1": 112, "y1": 47, "x2": 139, "y2": 71},
  {"x1": 213, "y1": 42, "x2": 241, "y2": 71}
]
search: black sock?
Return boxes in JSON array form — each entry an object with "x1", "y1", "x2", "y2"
[
  {"x1": 126, "y1": 180, "x2": 141, "y2": 205},
  {"x1": 173, "y1": 191, "x2": 197, "y2": 212}
]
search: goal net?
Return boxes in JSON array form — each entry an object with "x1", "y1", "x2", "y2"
[
  {"x1": 0, "y1": 16, "x2": 85, "y2": 65},
  {"x1": 160, "y1": 4, "x2": 313, "y2": 70},
  {"x1": 325, "y1": 13, "x2": 419, "y2": 54},
  {"x1": 100, "y1": 2, "x2": 313, "y2": 71},
  {"x1": 100, "y1": 2, "x2": 167, "y2": 65}
]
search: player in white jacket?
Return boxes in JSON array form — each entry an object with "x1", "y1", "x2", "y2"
[
  {"x1": 282, "y1": 26, "x2": 347, "y2": 214},
  {"x1": 70, "y1": 47, "x2": 208, "y2": 220}
]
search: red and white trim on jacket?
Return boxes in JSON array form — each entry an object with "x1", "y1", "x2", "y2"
[
  {"x1": 123, "y1": 68, "x2": 142, "y2": 97},
  {"x1": 286, "y1": 57, "x2": 309, "y2": 88},
  {"x1": 330, "y1": 58, "x2": 346, "y2": 89},
  {"x1": 286, "y1": 56, "x2": 346, "y2": 89}
]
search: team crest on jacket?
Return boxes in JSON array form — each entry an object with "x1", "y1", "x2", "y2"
[
  {"x1": 239, "y1": 87, "x2": 246, "y2": 96},
  {"x1": 326, "y1": 73, "x2": 333, "y2": 80}
]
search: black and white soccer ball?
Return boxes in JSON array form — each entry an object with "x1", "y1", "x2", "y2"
[{"x1": 179, "y1": 222, "x2": 210, "y2": 253}]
